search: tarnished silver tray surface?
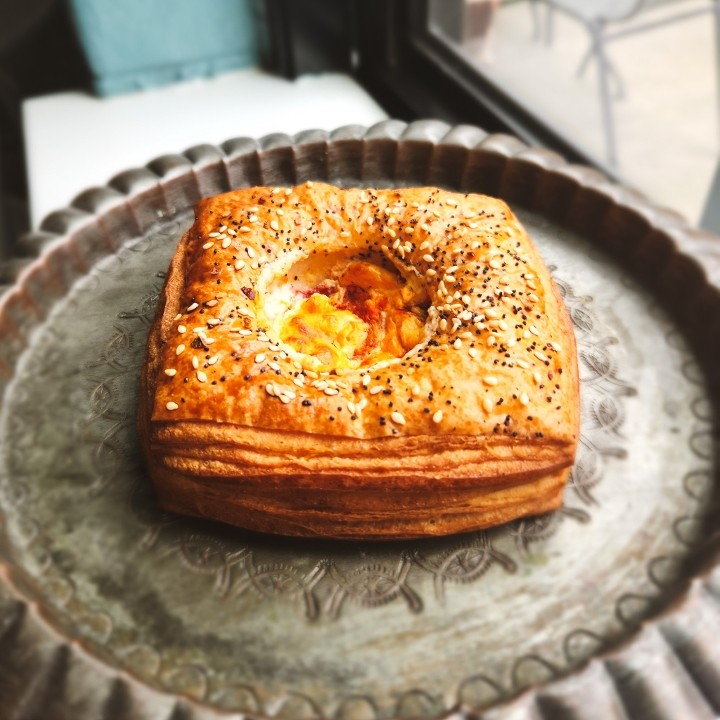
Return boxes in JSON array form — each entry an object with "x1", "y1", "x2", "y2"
[{"x1": 0, "y1": 120, "x2": 719, "y2": 719}]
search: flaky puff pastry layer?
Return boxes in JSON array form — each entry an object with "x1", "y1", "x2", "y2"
[{"x1": 138, "y1": 182, "x2": 580, "y2": 539}]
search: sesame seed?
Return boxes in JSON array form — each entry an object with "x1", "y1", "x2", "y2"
[
  {"x1": 517, "y1": 359, "x2": 531, "y2": 369},
  {"x1": 187, "y1": 302, "x2": 199, "y2": 312},
  {"x1": 235, "y1": 260, "x2": 246, "y2": 271},
  {"x1": 207, "y1": 318, "x2": 221, "y2": 326},
  {"x1": 222, "y1": 238, "x2": 232, "y2": 249},
  {"x1": 432, "y1": 410, "x2": 443, "y2": 423},
  {"x1": 422, "y1": 254, "x2": 435, "y2": 263},
  {"x1": 391, "y1": 411, "x2": 406, "y2": 425},
  {"x1": 196, "y1": 370, "x2": 207, "y2": 383},
  {"x1": 164, "y1": 368, "x2": 177, "y2": 376},
  {"x1": 176, "y1": 344, "x2": 186, "y2": 355},
  {"x1": 206, "y1": 299, "x2": 218, "y2": 307},
  {"x1": 534, "y1": 351, "x2": 549, "y2": 362},
  {"x1": 324, "y1": 387, "x2": 339, "y2": 395},
  {"x1": 240, "y1": 226, "x2": 251, "y2": 233},
  {"x1": 439, "y1": 318, "x2": 447, "y2": 331},
  {"x1": 369, "y1": 386, "x2": 383, "y2": 395},
  {"x1": 203, "y1": 241, "x2": 214, "y2": 250},
  {"x1": 453, "y1": 338, "x2": 462, "y2": 350},
  {"x1": 208, "y1": 232, "x2": 220, "y2": 238},
  {"x1": 178, "y1": 325, "x2": 187, "y2": 334},
  {"x1": 550, "y1": 341, "x2": 562, "y2": 352},
  {"x1": 520, "y1": 393, "x2": 529, "y2": 405},
  {"x1": 426, "y1": 268, "x2": 437, "y2": 278},
  {"x1": 362, "y1": 374, "x2": 371, "y2": 387},
  {"x1": 483, "y1": 396, "x2": 493, "y2": 412},
  {"x1": 208, "y1": 355, "x2": 220, "y2": 365},
  {"x1": 166, "y1": 401, "x2": 179, "y2": 411},
  {"x1": 445, "y1": 275, "x2": 456, "y2": 283},
  {"x1": 266, "y1": 383, "x2": 276, "y2": 396},
  {"x1": 246, "y1": 247, "x2": 255, "y2": 258},
  {"x1": 192, "y1": 356, "x2": 199, "y2": 369},
  {"x1": 489, "y1": 259, "x2": 502, "y2": 269},
  {"x1": 238, "y1": 329, "x2": 252, "y2": 336},
  {"x1": 279, "y1": 394, "x2": 292, "y2": 404},
  {"x1": 366, "y1": 216, "x2": 374, "y2": 226},
  {"x1": 255, "y1": 353, "x2": 266, "y2": 363},
  {"x1": 268, "y1": 361, "x2": 281, "y2": 372},
  {"x1": 533, "y1": 372, "x2": 542, "y2": 384},
  {"x1": 174, "y1": 314, "x2": 182, "y2": 321},
  {"x1": 468, "y1": 347, "x2": 479, "y2": 359},
  {"x1": 483, "y1": 376, "x2": 499, "y2": 386}
]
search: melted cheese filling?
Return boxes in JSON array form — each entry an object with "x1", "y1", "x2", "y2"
[{"x1": 277, "y1": 261, "x2": 429, "y2": 372}]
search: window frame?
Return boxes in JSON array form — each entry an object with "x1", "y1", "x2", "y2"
[{"x1": 351, "y1": 0, "x2": 619, "y2": 178}]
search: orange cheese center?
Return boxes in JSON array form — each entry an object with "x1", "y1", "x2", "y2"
[{"x1": 280, "y1": 261, "x2": 428, "y2": 372}]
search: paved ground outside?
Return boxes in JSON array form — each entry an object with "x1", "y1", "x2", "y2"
[{"x1": 447, "y1": 0, "x2": 718, "y2": 227}]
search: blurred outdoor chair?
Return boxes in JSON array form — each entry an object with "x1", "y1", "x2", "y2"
[{"x1": 533, "y1": 0, "x2": 720, "y2": 168}]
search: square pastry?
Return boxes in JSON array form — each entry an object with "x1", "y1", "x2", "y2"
[{"x1": 138, "y1": 182, "x2": 579, "y2": 539}]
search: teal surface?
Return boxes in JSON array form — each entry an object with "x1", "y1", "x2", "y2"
[{"x1": 69, "y1": 0, "x2": 259, "y2": 96}]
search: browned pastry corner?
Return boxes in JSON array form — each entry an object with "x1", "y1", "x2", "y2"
[{"x1": 138, "y1": 182, "x2": 580, "y2": 539}]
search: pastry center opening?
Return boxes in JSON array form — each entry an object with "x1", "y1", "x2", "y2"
[{"x1": 265, "y1": 254, "x2": 430, "y2": 373}]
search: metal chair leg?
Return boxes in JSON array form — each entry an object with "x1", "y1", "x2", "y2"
[
  {"x1": 588, "y1": 20, "x2": 619, "y2": 168},
  {"x1": 577, "y1": 38, "x2": 625, "y2": 99},
  {"x1": 529, "y1": 0, "x2": 542, "y2": 40},
  {"x1": 544, "y1": 3, "x2": 555, "y2": 44}
]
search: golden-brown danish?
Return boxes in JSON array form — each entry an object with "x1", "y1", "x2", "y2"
[{"x1": 138, "y1": 182, "x2": 580, "y2": 539}]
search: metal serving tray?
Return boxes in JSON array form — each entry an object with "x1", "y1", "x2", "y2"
[{"x1": 0, "y1": 120, "x2": 718, "y2": 719}]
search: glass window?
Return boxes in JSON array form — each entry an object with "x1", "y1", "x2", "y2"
[{"x1": 428, "y1": 0, "x2": 718, "y2": 227}]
